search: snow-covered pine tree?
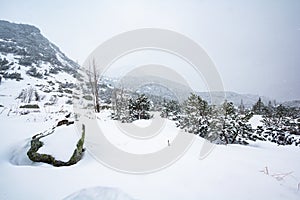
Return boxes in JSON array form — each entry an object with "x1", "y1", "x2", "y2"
[
  {"x1": 252, "y1": 97, "x2": 265, "y2": 115},
  {"x1": 129, "y1": 94, "x2": 152, "y2": 121},
  {"x1": 262, "y1": 104, "x2": 288, "y2": 129},
  {"x1": 262, "y1": 104, "x2": 300, "y2": 146},
  {"x1": 176, "y1": 93, "x2": 210, "y2": 137},
  {"x1": 160, "y1": 99, "x2": 180, "y2": 120},
  {"x1": 209, "y1": 100, "x2": 256, "y2": 145},
  {"x1": 238, "y1": 99, "x2": 245, "y2": 114}
]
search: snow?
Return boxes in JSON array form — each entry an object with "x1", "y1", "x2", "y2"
[
  {"x1": 1, "y1": 108, "x2": 300, "y2": 200},
  {"x1": 132, "y1": 119, "x2": 152, "y2": 128},
  {"x1": 97, "y1": 112, "x2": 177, "y2": 154},
  {"x1": 63, "y1": 186, "x2": 136, "y2": 200},
  {"x1": 38, "y1": 125, "x2": 80, "y2": 161},
  {"x1": 55, "y1": 71, "x2": 77, "y2": 83},
  {"x1": 1, "y1": 72, "x2": 300, "y2": 199},
  {"x1": 249, "y1": 114, "x2": 264, "y2": 129},
  {"x1": 56, "y1": 52, "x2": 71, "y2": 68}
]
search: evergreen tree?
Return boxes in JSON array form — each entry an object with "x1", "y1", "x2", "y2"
[
  {"x1": 252, "y1": 97, "x2": 265, "y2": 115},
  {"x1": 176, "y1": 93, "x2": 210, "y2": 137},
  {"x1": 210, "y1": 101, "x2": 255, "y2": 145},
  {"x1": 238, "y1": 99, "x2": 245, "y2": 114},
  {"x1": 176, "y1": 96, "x2": 258, "y2": 145},
  {"x1": 260, "y1": 103, "x2": 300, "y2": 146},
  {"x1": 129, "y1": 94, "x2": 152, "y2": 121},
  {"x1": 160, "y1": 99, "x2": 180, "y2": 120},
  {"x1": 275, "y1": 104, "x2": 289, "y2": 119},
  {"x1": 262, "y1": 101, "x2": 274, "y2": 117},
  {"x1": 223, "y1": 100, "x2": 235, "y2": 116}
]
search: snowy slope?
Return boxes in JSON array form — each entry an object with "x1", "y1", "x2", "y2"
[
  {"x1": 0, "y1": 110, "x2": 300, "y2": 200},
  {"x1": 0, "y1": 21, "x2": 79, "y2": 122},
  {"x1": 63, "y1": 186, "x2": 137, "y2": 200}
]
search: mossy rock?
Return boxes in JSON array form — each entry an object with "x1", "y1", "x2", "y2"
[
  {"x1": 20, "y1": 104, "x2": 39, "y2": 109},
  {"x1": 83, "y1": 95, "x2": 93, "y2": 101},
  {"x1": 27, "y1": 124, "x2": 85, "y2": 167}
]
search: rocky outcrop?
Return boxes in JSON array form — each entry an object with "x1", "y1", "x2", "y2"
[{"x1": 27, "y1": 123, "x2": 85, "y2": 167}]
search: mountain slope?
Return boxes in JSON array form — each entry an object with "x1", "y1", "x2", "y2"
[
  {"x1": 0, "y1": 20, "x2": 81, "y2": 110},
  {"x1": 0, "y1": 20, "x2": 79, "y2": 81}
]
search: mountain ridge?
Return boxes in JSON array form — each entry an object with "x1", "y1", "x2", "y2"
[
  {"x1": 0, "y1": 20, "x2": 79, "y2": 80},
  {"x1": 0, "y1": 20, "x2": 298, "y2": 109}
]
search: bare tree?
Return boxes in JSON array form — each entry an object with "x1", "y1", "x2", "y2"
[{"x1": 87, "y1": 59, "x2": 100, "y2": 113}]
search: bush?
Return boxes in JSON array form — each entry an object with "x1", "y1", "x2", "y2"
[
  {"x1": 49, "y1": 67, "x2": 60, "y2": 74},
  {"x1": 66, "y1": 99, "x2": 73, "y2": 105},
  {"x1": 0, "y1": 65, "x2": 10, "y2": 70},
  {"x1": 64, "y1": 89, "x2": 73, "y2": 94},
  {"x1": 3, "y1": 72, "x2": 22, "y2": 81}
]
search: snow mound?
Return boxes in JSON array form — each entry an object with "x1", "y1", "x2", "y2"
[
  {"x1": 63, "y1": 186, "x2": 137, "y2": 200},
  {"x1": 9, "y1": 138, "x2": 39, "y2": 166},
  {"x1": 132, "y1": 119, "x2": 152, "y2": 128}
]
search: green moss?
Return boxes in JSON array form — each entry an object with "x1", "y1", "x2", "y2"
[
  {"x1": 67, "y1": 125, "x2": 85, "y2": 165},
  {"x1": 83, "y1": 95, "x2": 93, "y2": 101},
  {"x1": 20, "y1": 104, "x2": 39, "y2": 109},
  {"x1": 27, "y1": 124, "x2": 85, "y2": 167}
]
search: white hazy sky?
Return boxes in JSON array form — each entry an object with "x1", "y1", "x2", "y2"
[{"x1": 0, "y1": 0, "x2": 300, "y2": 101}]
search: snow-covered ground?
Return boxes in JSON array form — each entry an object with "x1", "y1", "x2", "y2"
[{"x1": 0, "y1": 105, "x2": 300, "y2": 200}]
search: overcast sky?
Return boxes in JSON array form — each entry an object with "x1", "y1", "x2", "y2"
[{"x1": 1, "y1": 0, "x2": 299, "y2": 101}]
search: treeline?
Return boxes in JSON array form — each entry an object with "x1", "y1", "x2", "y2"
[
  {"x1": 111, "y1": 92, "x2": 300, "y2": 146},
  {"x1": 161, "y1": 94, "x2": 300, "y2": 146}
]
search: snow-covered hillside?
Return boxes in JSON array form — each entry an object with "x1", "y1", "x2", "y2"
[
  {"x1": 0, "y1": 20, "x2": 79, "y2": 76},
  {"x1": 1, "y1": 110, "x2": 300, "y2": 200},
  {"x1": 0, "y1": 20, "x2": 80, "y2": 115}
]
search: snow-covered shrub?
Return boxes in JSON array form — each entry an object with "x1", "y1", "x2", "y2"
[
  {"x1": 208, "y1": 101, "x2": 256, "y2": 145},
  {"x1": 160, "y1": 99, "x2": 180, "y2": 120},
  {"x1": 26, "y1": 66, "x2": 43, "y2": 78},
  {"x1": 176, "y1": 94, "x2": 258, "y2": 145},
  {"x1": 44, "y1": 95, "x2": 58, "y2": 106},
  {"x1": 260, "y1": 104, "x2": 300, "y2": 146},
  {"x1": 128, "y1": 94, "x2": 152, "y2": 121},
  {"x1": 65, "y1": 99, "x2": 73, "y2": 105},
  {"x1": 176, "y1": 93, "x2": 210, "y2": 137},
  {"x1": 3, "y1": 72, "x2": 22, "y2": 81}
]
